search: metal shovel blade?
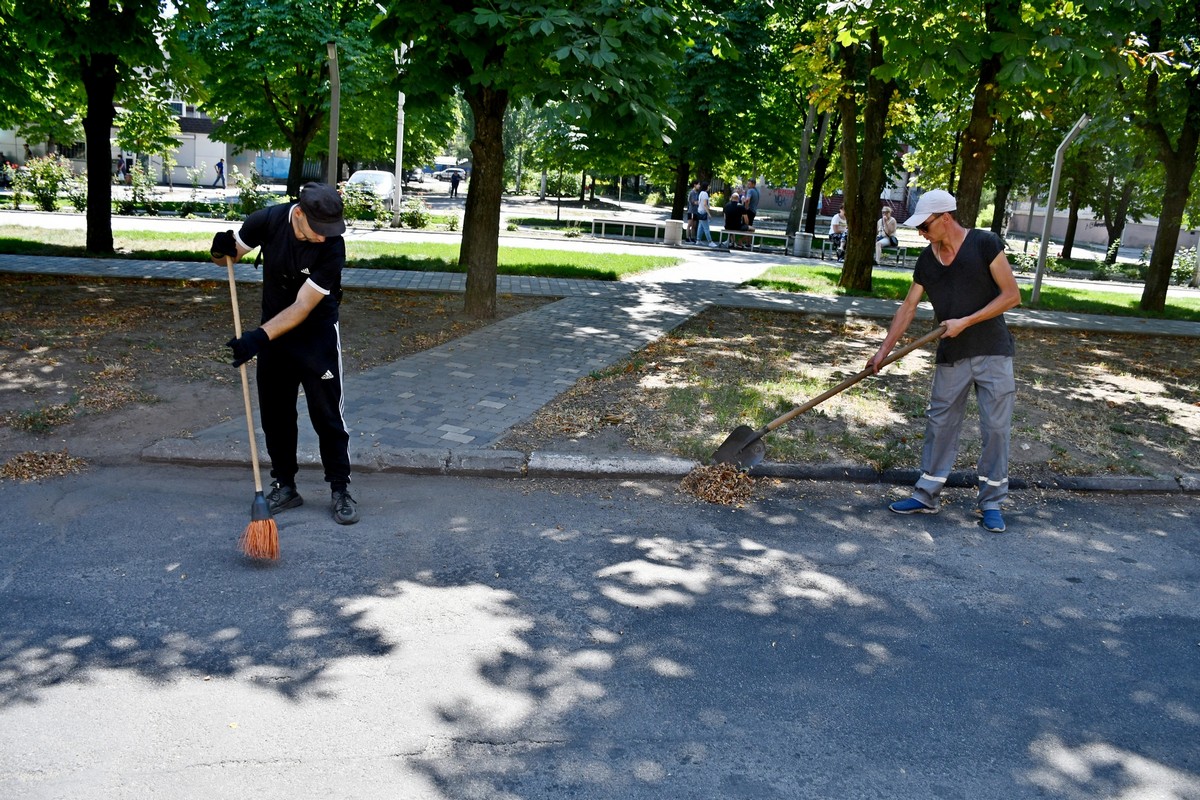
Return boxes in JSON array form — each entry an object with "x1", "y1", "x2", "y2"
[{"x1": 710, "y1": 424, "x2": 768, "y2": 469}]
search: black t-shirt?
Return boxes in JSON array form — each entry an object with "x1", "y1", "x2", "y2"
[
  {"x1": 913, "y1": 229, "x2": 1014, "y2": 364},
  {"x1": 238, "y1": 203, "x2": 345, "y2": 332},
  {"x1": 723, "y1": 202, "x2": 746, "y2": 231}
]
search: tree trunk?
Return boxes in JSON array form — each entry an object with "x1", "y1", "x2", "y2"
[
  {"x1": 1138, "y1": 60, "x2": 1199, "y2": 312},
  {"x1": 670, "y1": 157, "x2": 689, "y2": 221},
  {"x1": 991, "y1": 180, "x2": 1012, "y2": 236},
  {"x1": 81, "y1": 51, "x2": 119, "y2": 254},
  {"x1": 1102, "y1": 172, "x2": 1137, "y2": 265},
  {"x1": 1061, "y1": 184, "x2": 1082, "y2": 260},
  {"x1": 785, "y1": 104, "x2": 829, "y2": 239},
  {"x1": 954, "y1": 0, "x2": 1014, "y2": 228},
  {"x1": 461, "y1": 85, "x2": 509, "y2": 319},
  {"x1": 1141, "y1": 151, "x2": 1196, "y2": 311},
  {"x1": 954, "y1": 56, "x2": 1001, "y2": 227},
  {"x1": 837, "y1": 29, "x2": 896, "y2": 292},
  {"x1": 804, "y1": 119, "x2": 839, "y2": 235}
]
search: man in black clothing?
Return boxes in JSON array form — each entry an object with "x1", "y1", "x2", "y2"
[
  {"x1": 210, "y1": 182, "x2": 359, "y2": 525},
  {"x1": 723, "y1": 192, "x2": 750, "y2": 249}
]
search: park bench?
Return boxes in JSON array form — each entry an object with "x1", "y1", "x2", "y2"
[
  {"x1": 878, "y1": 231, "x2": 925, "y2": 268},
  {"x1": 591, "y1": 218, "x2": 667, "y2": 243},
  {"x1": 715, "y1": 227, "x2": 790, "y2": 252}
]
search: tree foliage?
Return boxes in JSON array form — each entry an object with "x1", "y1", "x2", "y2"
[
  {"x1": 0, "y1": 0, "x2": 201, "y2": 253},
  {"x1": 182, "y1": 0, "x2": 385, "y2": 196},
  {"x1": 1112, "y1": 0, "x2": 1200, "y2": 310},
  {"x1": 371, "y1": 0, "x2": 687, "y2": 317}
]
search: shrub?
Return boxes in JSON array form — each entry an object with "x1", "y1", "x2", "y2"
[
  {"x1": 15, "y1": 154, "x2": 75, "y2": 211},
  {"x1": 1010, "y1": 239, "x2": 1038, "y2": 273},
  {"x1": 65, "y1": 173, "x2": 87, "y2": 213},
  {"x1": 231, "y1": 166, "x2": 274, "y2": 216},
  {"x1": 127, "y1": 162, "x2": 161, "y2": 214},
  {"x1": 1092, "y1": 259, "x2": 1117, "y2": 281},
  {"x1": 2, "y1": 163, "x2": 20, "y2": 208},
  {"x1": 340, "y1": 183, "x2": 389, "y2": 228},
  {"x1": 397, "y1": 197, "x2": 430, "y2": 229},
  {"x1": 1173, "y1": 247, "x2": 1198, "y2": 286}
]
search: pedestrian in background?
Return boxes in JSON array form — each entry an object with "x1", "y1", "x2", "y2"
[
  {"x1": 686, "y1": 180, "x2": 700, "y2": 243},
  {"x1": 695, "y1": 181, "x2": 715, "y2": 247},
  {"x1": 212, "y1": 158, "x2": 225, "y2": 189},
  {"x1": 744, "y1": 178, "x2": 760, "y2": 226}
]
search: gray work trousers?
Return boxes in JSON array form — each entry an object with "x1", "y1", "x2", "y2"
[{"x1": 910, "y1": 355, "x2": 1015, "y2": 511}]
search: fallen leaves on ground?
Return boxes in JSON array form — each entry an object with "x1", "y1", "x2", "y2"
[
  {"x1": 680, "y1": 462, "x2": 754, "y2": 505},
  {"x1": 0, "y1": 449, "x2": 89, "y2": 481}
]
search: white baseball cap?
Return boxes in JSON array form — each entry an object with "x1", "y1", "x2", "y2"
[{"x1": 903, "y1": 189, "x2": 957, "y2": 228}]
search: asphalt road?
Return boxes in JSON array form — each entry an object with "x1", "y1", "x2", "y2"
[{"x1": 1, "y1": 465, "x2": 1197, "y2": 799}]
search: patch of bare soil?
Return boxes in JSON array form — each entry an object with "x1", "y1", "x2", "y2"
[
  {"x1": 2, "y1": 275, "x2": 1197, "y2": 483},
  {"x1": 0, "y1": 274, "x2": 548, "y2": 478},
  {"x1": 498, "y1": 308, "x2": 1200, "y2": 480}
]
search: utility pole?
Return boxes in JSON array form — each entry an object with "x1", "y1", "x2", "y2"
[
  {"x1": 326, "y1": 41, "x2": 340, "y2": 187},
  {"x1": 392, "y1": 45, "x2": 408, "y2": 226}
]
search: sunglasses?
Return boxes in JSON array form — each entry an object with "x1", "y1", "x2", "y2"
[{"x1": 916, "y1": 213, "x2": 942, "y2": 234}]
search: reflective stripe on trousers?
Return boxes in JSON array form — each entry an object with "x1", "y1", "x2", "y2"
[{"x1": 911, "y1": 355, "x2": 1015, "y2": 511}]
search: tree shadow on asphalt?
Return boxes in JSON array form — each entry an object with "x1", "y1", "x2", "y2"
[{"x1": 0, "y1": 474, "x2": 1197, "y2": 798}]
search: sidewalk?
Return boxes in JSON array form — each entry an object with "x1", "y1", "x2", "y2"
[{"x1": 2, "y1": 249, "x2": 1197, "y2": 493}]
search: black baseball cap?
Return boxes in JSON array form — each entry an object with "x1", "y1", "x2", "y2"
[{"x1": 298, "y1": 182, "x2": 346, "y2": 237}]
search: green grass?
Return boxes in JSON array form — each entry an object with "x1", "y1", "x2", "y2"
[
  {"x1": 746, "y1": 264, "x2": 1200, "y2": 322},
  {"x1": 0, "y1": 226, "x2": 679, "y2": 281}
]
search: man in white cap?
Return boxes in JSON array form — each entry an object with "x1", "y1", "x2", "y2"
[
  {"x1": 865, "y1": 189, "x2": 1021, "y2": 533},
  {"x1": 210, "y1": 182, "x2": 359, "y2": 525}
]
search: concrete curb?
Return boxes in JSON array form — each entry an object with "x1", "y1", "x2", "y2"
[{"x1": 141, "y1": 438, "x2": 1197, "y2": 493}]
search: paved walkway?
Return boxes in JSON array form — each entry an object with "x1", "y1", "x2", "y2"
[{"x1": 2, "y1": 249, "x2": 1198, "y2": 484}]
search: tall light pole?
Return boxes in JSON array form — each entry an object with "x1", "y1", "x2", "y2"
[
  {"x1": 1031, "y1": 114, "x2": 1090, "y2": 306},
  {"x1": 392, "y1": 45, "x2": 408, "y2": 226},
  {"x1": 326, "y1": 41, "x2": 341, "y2": 186}
]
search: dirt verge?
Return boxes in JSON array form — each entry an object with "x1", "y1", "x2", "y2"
[
  {"x1": 2, "y1": 275, "x2": 1197, "y2": 482},
  {"x1": 0, "y1": 274, "x2": 548, "y2": 476}
]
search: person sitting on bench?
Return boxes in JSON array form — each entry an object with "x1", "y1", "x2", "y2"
[
  {"x1": 875, "y1": 206, "x2": 898, "y2": 264},
  {"x1": 829, "y1": 208, "x2": 848, "y2": 260},
  {"x1": 723, "y1": 192, "x2": 752, "y2": 249}
]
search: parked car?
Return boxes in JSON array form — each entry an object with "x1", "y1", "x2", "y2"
[
  {"x1": 403, "y1": 168, "x2": 424, "y2": 184},
  {"x1": 344, "y1": 169, "x2": 397, "y2": 210},
  {"x1": 434, "y1": 167, "x2": 466, "y2": 182}
]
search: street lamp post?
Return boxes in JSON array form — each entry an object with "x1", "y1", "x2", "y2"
[
  {"x1": 1031, "y1": 114, "x2": 1090, "y2": 306},
  {"x1": 326, "y1": 41, "x2": 340, "y2": 187},
  {"x1": 392, "y1": 45, "x2": 408, "y2": 227}
]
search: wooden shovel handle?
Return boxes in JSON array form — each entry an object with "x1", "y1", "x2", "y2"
[{"x1": 763, "y1": 324, "x2": 946, "y2": 434}]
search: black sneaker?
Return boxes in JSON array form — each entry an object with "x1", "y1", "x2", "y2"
[
  {"x1": 266, "y1": 481, "x2": 303, "y2": 513},
  {"x1": 331, "y1": 488, "x2": 359, "y2": 525}
]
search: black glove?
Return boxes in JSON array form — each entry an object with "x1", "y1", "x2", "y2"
[
  {"x1": 226, "y1": 327, "x2": 269, "y2": 367},
  {"x1": 211, "y1": 230, "x2": 238, "y2": 260}
]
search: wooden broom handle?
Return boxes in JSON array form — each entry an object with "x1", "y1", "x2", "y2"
[{"x1": 226, "y1": 256, "x2": 265, "y2": 494}]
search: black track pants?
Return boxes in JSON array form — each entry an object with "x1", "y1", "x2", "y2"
[{"x1": 256, "y1": 322, "x2": 351, "y2": 487}]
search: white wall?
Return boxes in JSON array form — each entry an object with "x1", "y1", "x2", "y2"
[{"x1": 1006, "y1": 201, "x2": 1199, "y2": 251}]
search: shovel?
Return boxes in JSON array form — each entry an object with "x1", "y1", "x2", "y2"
[{"x1": 710, "y1": 324, "x2": 946, "y2": 469}]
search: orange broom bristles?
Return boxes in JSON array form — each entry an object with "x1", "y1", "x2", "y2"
[{"x1": 240, "y1": 518, "x2": 280, "y2": 561}]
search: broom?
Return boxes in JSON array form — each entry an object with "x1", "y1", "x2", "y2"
[{"x1": 224, "y1": 256, "x2": 279, "y2": 560}]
